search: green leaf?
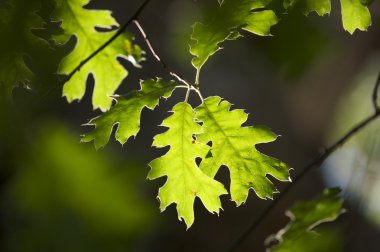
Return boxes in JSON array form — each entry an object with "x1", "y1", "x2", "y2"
[
  {"x1": 52, "y1": 0, "x2": 144, "y2": 111},
  {"x1": 284, "y1": 0, "x2": 371, "y2": 33},
  {"x1": 0, "y1": 0, "x2": 48, "y2": 99},
  {"x1": 341, "y1": 0, "x2": 371, "y2": 34},
  {"x1": 82, "y1": 79, "x2": 176, "y2": 150},
  {"x1": 266, "y1": 188, "x2": 344, "y2": 252},
  {"x1": 284, "y1": 0, "x2": 331, "y2": 16},
  {"x1": 195, "y1": 96, "x2": 291, "y2": 205},
  {"x1": 148, "y1": 102, "x2": 227, "y2": 228},
  {"x1": 190, "y1": 0, "x2": 278, "y2": 75}
]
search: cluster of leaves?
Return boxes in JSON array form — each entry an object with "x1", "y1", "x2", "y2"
[
  {"x1": 83, "y1": 79, "x2": 291, "y2": 227},
  {"x1": 0, "y1": 0, "x2": 374, "y2": 229},
  {"x1": 190, "y1": 0, "x2": 373, "y2": 81}
]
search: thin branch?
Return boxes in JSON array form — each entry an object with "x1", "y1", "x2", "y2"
[
  {"x1": 227, "y1": 75, "x2": 380, "y2": 252},
  {"x1": 372, "y1": 71, "x2": 380, "y2": 112},
  {"x1": 61, "y1": 0, "x2": 151, "y2": 85},
  {"x1": 195, "y1": 69, "x2": 200, "y2": 86},
  {"x1": 133, "y1": 19, "x2": 206, "y2": 104},
  {"x1": 191, "y1": 85, "x2": 204, "y2": 103},
  {"x1": 184, "y1": 87, "x2": 191, "y2": 102},
  {"x1": 133, "y1": 20, "x2": 191, "y2": 87}
]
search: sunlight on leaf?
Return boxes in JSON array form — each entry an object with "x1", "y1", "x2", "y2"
[
  {"x1": 82, "y1": 79, "x2": 177, "y2": 149},
  {"x1": 196, "y1": 96, "x2": 291, "y2": 205},
  {"x1": 52, "y1": 0, "x2": 144, "y2": 111},
  {"x1": 284, "y1": 0, "x2": 371, "y2": 33},
  {"x1": 340, "y1": 0, "x2": 371, "y2": 34},
  {"x1": 148, "y1": 102, "x2": 227, "y2": 228},
  {"x1": 190, "y1": 0, "x2": 277, "y2": 77}
]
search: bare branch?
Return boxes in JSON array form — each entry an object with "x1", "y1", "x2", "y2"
[
  {"x1": 133, "y1": 20, "x2": 191, "y2": 87},
  {"x1": 191, "y1": 85, "x2": 204, "y2": 103},
  {"x1": 227, "y1": 73, "x2": 380, "y2": 252}
]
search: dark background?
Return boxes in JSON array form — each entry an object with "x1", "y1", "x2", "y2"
[{"x1": 1, "y1": 0, "x2": 380, "y2": 251}]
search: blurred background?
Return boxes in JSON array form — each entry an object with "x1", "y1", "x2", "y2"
[{"x1": 0, "y1": 0, "x2": 380, "y2": 251}]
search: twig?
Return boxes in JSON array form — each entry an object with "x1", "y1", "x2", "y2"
[
  {"x1": 133, "y1": 20, "x2": 191, "y2": 87},
  {"x1": 61, "y1": 0, "x2": 152, "y2": 85},
  {"x1": 185, "y1": 86, "x2": 191, "y2": 102},
  {"x1": 133, "y1": 19, "x2": 206, "y2": 103},
  {"x1": 227, "y1": 74, "x2": 380, "y2": 252},
  {"x1": 191, "y1": 85, "x2": 204, "y2": 103}
]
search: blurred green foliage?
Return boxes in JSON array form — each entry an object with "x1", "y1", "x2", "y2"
[
  {"x1": 257, "y1": 12, "x2": 329, "y2": 79},
  {"x1": 2, "y1": 123, "x2": 155, "y2": 252}
]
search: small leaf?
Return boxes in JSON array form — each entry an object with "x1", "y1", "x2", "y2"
[
  {"x1": 195, "y1": 97, "x2": 291, "y2": 205},
  {"x1": 52, "y1": 0, "x2": 144, "y2": 111},
  {"x1": 266, "y1": 188, "x2": 345, "y2": 252},
  {"x1": 148, "y1": 102, "x2": 227, "y2": 228},
  {"x1": 340, "y1": 0, "x2": 371, "y2": 34},
  {"x1": 82, "y1": 79, "x2": 176, "y2": 149},
  {"x1": 190, "y1": 0, "x2": 277, "y2": 73}
]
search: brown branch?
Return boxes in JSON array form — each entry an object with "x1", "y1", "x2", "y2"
[
  {"x1": 61, "y1": 0, "x2": 152, "y2": 85},
  {"x1": 227, "y1": 74, "x2": 380, "y2": 252},
  {"x1": 372, "y1": 71, "x2": 380, "y2": 112},
  {"x1": 132, "y1": 20, "x2": 191, "y2": 87}
]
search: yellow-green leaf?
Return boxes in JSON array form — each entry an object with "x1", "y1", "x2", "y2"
[
  {"x1": 148, "y1": 102, "x2": 227, "y2": 228},
  {"x1": 82, "y1": 79, "x2": 176, "y2": 149},
  {"x1": 341, "y1": 0, "x2": 371, "y2": 34},
  {"x1": 52, "y1": 0, "x2": 143, "y2": 111},
  {"x1": 195, "y1": 96, "x2": 291, "y2": 205},
  {"x1": 284, "y1": 0, "x2": 372, "y2": 33},
  {"x1": 190, "y1": 0, "x2": 278, "y2": 74}
]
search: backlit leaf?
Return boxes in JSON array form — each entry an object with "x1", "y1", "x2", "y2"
[
  {"x1": 190, "y1": 0, "x2": 278, "y2": 76},
  {"x1": 148, "y1": 102, "x2": 227, "y2": 228},
  {"x1": 284, "y1": 0, "x2": 371, "y2": 33},
  {"x1": 341, "y1": 0, "x2": 371, "y2": 34},
  {"x1": 52, "y1": 0, "x2": 144, "y2": 111},
  {"x1": 195, "y1": 96, "x2": 291, "y2": 205},
  {"x1": 82, "y1": 79, "x2": 176, "y2": 149}
]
